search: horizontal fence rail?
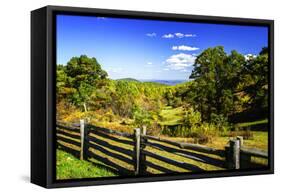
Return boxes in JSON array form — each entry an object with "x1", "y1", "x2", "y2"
[
  {"x1": 56, "y1": 120, "x2": 269, "y2": 175},
  {"x1": 56, "y1": 124, "x2": 81, "y2": 158},
  {"x1": 142, "y1": 149, "x2": 204, "y2": 172},
  {"x1": 143, "y1": 141, "x2": 225, "y2": 168},
  {"x1": 91, "y1": 125, "x2": 134, "y2": 138},
  {"x1": 88, "y1": 136, "x2": 134, "y2": 157},
  {"x1": 142, "y1": 135, "x2": 225, "y2": 157},
  {"x1": 240, "y1": 147, "x2": 268, "y2": 159}
]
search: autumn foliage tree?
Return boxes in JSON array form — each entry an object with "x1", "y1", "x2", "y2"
[{"x1": 57, "y1": 55, "x2": 108, "y2": 112}]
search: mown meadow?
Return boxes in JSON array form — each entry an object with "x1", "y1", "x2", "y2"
[{"x1": 56, "y1": 46, "x2": 269, "y2": 179}]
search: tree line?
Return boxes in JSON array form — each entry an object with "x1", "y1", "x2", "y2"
[{"x1": 56, "y1": 46, "x2": 268, "y2": 137}]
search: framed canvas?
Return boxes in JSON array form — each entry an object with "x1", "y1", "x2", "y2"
[{"x1": 31, "y1": 5, "x2": 274, "y2": 188}]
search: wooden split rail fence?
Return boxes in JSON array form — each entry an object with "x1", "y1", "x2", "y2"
[{"x1": 56, "y1": 120, "x2": 268, "y2": 175}]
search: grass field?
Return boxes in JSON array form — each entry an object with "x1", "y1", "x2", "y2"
[
  {"x1": 158, "y1": 106, "x2": 268, "y2": 150},
  {"x1": 159, "y1": 106, "x2": 185, "y2": 126},
  {"x1": 161, "y1": 131, "x2": 268, "y2": 151},
  {"x1": 56, "y1": 149, "x2": 116, "y2": 180}
]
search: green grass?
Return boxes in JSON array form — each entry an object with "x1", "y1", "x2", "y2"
[
  {"x1": 243, "y1": 131, "x2": 268, "y2": 150},
  {"x1": 159, "y1": 106, "x2": 185, "y2": 126},
  {"x1": 203, "y1": 131, "x2": 268, "y2": 151},
  {"x1": 236, "y1": 119, "x2": 268, "y2": 128},
  {"x1": 56, "y1": 149, "x2": 116, "y2": 180}
]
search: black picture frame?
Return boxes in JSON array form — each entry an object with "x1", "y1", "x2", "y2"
[{"x1": 31, "y1": 5, "x2": 274, "y2": 188}]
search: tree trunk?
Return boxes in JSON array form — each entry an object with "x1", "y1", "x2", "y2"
[{"x1": 83, "y1": 102, "x2": 88, "y2": 112}]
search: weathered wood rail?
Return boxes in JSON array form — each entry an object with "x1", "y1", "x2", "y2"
[{"x1": 56, "y1": 120, "x2": 268, "y2": 175}]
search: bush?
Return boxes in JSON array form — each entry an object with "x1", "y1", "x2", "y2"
[
  {"x1": 162, "y1": 125, "x2": 188, "y2": 137},
  {"x1": 162, "y1": 108, "x2": 203, "y2": 137},
  {"x1": 161, "y1": 108, "x2": 224, "y2": 144},
  {"x1": 133, "y1": 107, "x2": 153, "y2": 128},
  {"x1": 103, "y1": 110, "x2": 115, "y2": 122},
  {"x1": 191, "y1": 123, "x2": 218, "y2": 144},
  {"x1": 210, "y1": 113, "x2": 230, "y2": 135},
  {"x1": 228, "y1": 129, "x2": 253, "y2": 140},
  {"x1": 147, "y1": 121, "x2": 162, "y2": 136},
  {"x1": 195, "y1": 135, "x2": 210, "y2": 144},
  {"x1": 183, "y1": 108, "x2": 201, "y2": 128},
  {"x1": 161, "y1": 122, "x2": 217, "y2": 144}
]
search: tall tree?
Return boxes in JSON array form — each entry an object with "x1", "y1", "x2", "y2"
[
  {"x1": 243, "y1": 47, "x2": 269, "y2": 112},
  {"x1": 61, "y1": 55, "x2": 108, "y2": 111},
  {"x1": 222, "y1": 50, "x2": 246, "y2": 116},
  {"x1": 189, "y1": 46, "x2": 227, "y2": 120}
]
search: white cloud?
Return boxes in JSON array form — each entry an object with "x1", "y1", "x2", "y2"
[
  {"x1": 175, "y1": 33, "x2": 184, "y2": 38},
  {"x1": 164, "y1": 53, "x2": 196, "y2": 71},
  {"x1": 146, "y1": 32, "x2": 157, "y2": 37},
  {"x1": 162, "y1": 33, "x2": 196, "y2": 39},
  {"x1": 147, "y1": 62, "x2": 153, "y2": 65},
  {"x1": 244, "y1": 54, "x2": 257, "y2": 61},
  {"x1": 185, "y1": 34, "x2": 196, "y2": 37},
  {"x1": 172, "y1": 45, "x2": 199, "y2": 51},
  {"x1": 162, "y1": 34, "x2": 174, "y2": 38}
]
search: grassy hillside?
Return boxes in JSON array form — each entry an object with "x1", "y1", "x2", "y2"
[
  {"x1": 159, "y1": 106, "x2": 185, "y2": 126},
  {"x1": 116, "y1": 78, "x2": 140, "y2": 82}
]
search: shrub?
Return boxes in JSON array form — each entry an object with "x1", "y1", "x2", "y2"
[
  {"x1": 183, "y1": 108, "x2": 202, "y2": 128},
  {"x1": 195, "y1": 135, "x2": 210, "y2": 144},
  {"x1": 161, "y1": 122, "x2": 217, "y2": 144},
  {"x1": 191, "y1": 123, "x2": 218, "y2": 144},
  {"x1": 133, "y1": 107, "x2": 153, "y2": 128},
  {"x1": 162, "y1": 108, "x2": 203, "y2": 137},
  {"x1": 210, "y1": 113, "x2": 230, "y2": 135},
  {"x1": 228, "y1": 128, "x2": 254, "y2": 140},
  {"x1": 147, "y1": 121, "x2": 162, "y2": 136},
  {"x1": 103, "y1": 110, "x2": 115, "y2": 122}
]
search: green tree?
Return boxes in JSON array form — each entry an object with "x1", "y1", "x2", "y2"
[
  {"x1": 59, "y1": 55, "x2": 108, "y2": 111},
  {"x1": 222, "y1": 50, "x2": 246, "y2": 116},
  {"x1": 242, "y1": 47, "x2": 269, "y2": 112},
  {"x1": 133, "y1": 107, "x2": 153, "y2": 128},
  {"x1": 189, "y1": 47, "x2": 247, "y2": 120},
  {"x1": 111, "y1": 81, "x2": 140, "y2": 117},
  {"x1": 189, "y1": 46, "x2": 227, "y2": 120},
  {"x1": 56, "y1": 64, "x2": 67, "y2": 101}
]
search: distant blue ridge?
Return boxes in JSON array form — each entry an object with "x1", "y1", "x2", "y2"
[{"x1": 140, "y1": 79, "x2": 186, "y2": 86}]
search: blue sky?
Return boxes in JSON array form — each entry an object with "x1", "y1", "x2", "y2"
[{"x1": 57, "y1": 15, "x2": 268, "y2": 80}]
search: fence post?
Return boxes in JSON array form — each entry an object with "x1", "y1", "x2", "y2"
[
  {"x1": 237, "y1": 136, "x2": 251, "y2": 168},
  {"x1": 134, "y1": 128, "x2": 141, "y2": 175},
  {"x1": 80, "y1": 119, "x2": 85, "y2": 160},
  {"x1": 140, "y1": 126, "x2": 147, "y2": 175},
  {"x1": 227, "y1": 139, "x2": 241, "y2": 169},
  {"x1": 84, "y1": 123, "x2": 90, "y2": 161},
  {"x1": 236, "y1": 136, "x2": 243, "y2": 146}
]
